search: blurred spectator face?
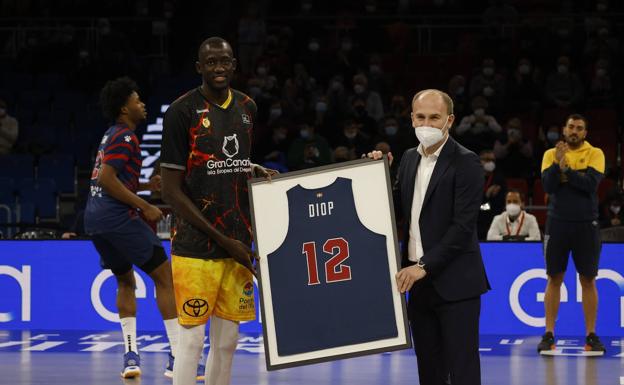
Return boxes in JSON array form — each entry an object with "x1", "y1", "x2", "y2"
[
  {"x1": 365, "y1": 0, "x2": 377, "y2": 13},
  {"x1": 506, "y1": 191, "x2": 524, "y2": 207},
  {"x1": 273, "y1": 126, "x2": 288, "y2": 141},
  {"x1": 333, "y1": 146, "x2": 351, "y2": 162},
  {"x1": 299, "y1": 124, "x2": 314, "y2": 139},
  {"x1": 471, "y1": 96, "x2": 488, "y2": 116},
  {"x1": 308, "y1": 38, "x2": 320, "y2": 52},
  {"x1": 482, "y1": 59, "x2": 495, "y2": 77},
  {"x1": 448, "y1": 75, "x2": 466, "y2": 95},
  {"x1": 343, "y1": 120, "x2": 359, "y2": 139},
  {"x1": 595, "y1": 59, "x2": 609, "y2": 78},
  {"x1": 301, "y1": 0, "x2": 312, "y2": 12},
  {"x1": 375, "y1": 141, "x2": 391, "y2": 154},
  {"x1": 518, "y1": 59, "x2": 531, "y2": 75},
  {"x1": 609, "y1": 199, "x2": 622, "y2": 215},
  {"x1": 546, "y1": 126, "x2": 560, "y2": 144},
  {"x1": 480, "y1": 151, "x2": 496, "y2": 172},
  {"x1": 353, "y1": 74, "x2": 368, "y2": 94},
  {"x1": 596, "y1": 0, "x2": 608, "y2": 11},
  {"x1": 98, "y1": 18, "x2": 111, "y2": 35},
  {"x1": 315, "y1": 98, "x2": 328, "y2": 113},
  {"x1": 562, "y1": 118, "x2": 587, "y2": 147},
  {"x1": 369, "y1": 55, "x2": 382, "y2": 75},
  {"x1": 505, "y1": 118, "x2": 523, "y2": 141},
  {"x1": 557, "y1": 56, "x2": 570, "y2": 74},
  {"x1": 269, "y1": 102, "x2": 282, "y2": 119},
  {"x1": 341, "y1": 38, "x2": 353, "y2": 52},
  {"x1": 352, "y1": 99, "x2": 367, "y2": 116},
  {"x1": 329, "y1": 76, "x2": 344, "y2": 92},
  {"x1": 383, "y1": 117, "x2": 399, "y2": 136},
  {"x1": 256, "y1": 64, "x2": 268, "y2": 76}
]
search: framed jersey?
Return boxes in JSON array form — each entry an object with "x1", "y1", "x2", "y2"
[{"x1": 248, "y1": 157, "x2": 411, "y2": 371}]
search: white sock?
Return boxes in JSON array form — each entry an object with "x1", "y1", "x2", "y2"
[
  {"x1": 205, "y1": 317, "x2": 239, "y2": 385},
  {"x1": 173, "y1": 324, "x2": 205, "y2": 385},
  {"x1": 120, "y1": 317, "x2": 137, "y2": 354},
  {"x1": 164, "y1": 318, "x2": 179, "y2": 358}
]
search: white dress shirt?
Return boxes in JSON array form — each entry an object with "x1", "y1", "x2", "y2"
[
  {"x1": 408, "y1": 136, "x2": 449, "y2": 262},
  {"x1": 486, "y1": 210, "x2": 541, "y2": 241}
]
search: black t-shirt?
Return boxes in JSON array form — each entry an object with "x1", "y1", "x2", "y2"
[{"x1": 161, "y1": 87, "x2": 257, "y2": 259}]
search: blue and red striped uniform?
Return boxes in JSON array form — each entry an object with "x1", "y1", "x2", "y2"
[{"x1": 85, "y1": 124, "x2": 142, "y2": 233}]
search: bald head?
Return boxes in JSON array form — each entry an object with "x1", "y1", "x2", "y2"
[
  {"x1": 197, "y1": 37, "x2": 232, "y2": 60},
  {"x1": 412, "y1": 89, "x2": 454, "y2": 115}
]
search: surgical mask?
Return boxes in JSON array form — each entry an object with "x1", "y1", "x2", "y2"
[
  {"x1": 308, "y1": 41, "x2": 319, "y2": 52},
  {"x1": 315, "y1": 101, "x2": 327, "y2": 113},
  {"x1": 384, "y1": 125, "x2": 398, "y2": 136},
  {"x1": 557, "y1": 65, "x2": 568, "y2": 74},
  {"x1": 610, "y1": 205, "x2": 621, "y2": 214},
  {"x1": 506, "y1": 203, "x2": 521, "y2": 217},
  {"x1": 369, "y1": 64, "x2": 381, "y2": 74},
  {"x1": 414, "y1": 117, "x2": 448, "y2": 148},
  {"x1": 483, "y1": 67, "x2": 494, "y2": 76},
  {"x1": 354, "y1": 84, "x2": 365, "y2": 94},
  {"x1": 483, "y1": 161, "x2": 496, "y2": 172},
  {"x1": 270, "y1": 108, "x2": 282, "y2": 118},
  {"x1": 474, "y1": 108, "x2": 485, "y2": 117},
  {"x1": 341, "y1": 41, "x2": 352, "y2": 51},
  {"x1": 344, "y1": 130, "x2": 357, "y2": 139},
  {"x1": 483, "y1": 86, "x2": 494, "y2": 96},
  {"x1": 519, "y1": 64, "x2": 531, "y2": 74},
  {"x1": 547, "y1": 131, "x2": 559, "y2": 142},
  {"x1": 300, "y1": 129, "x2": 311, "y2": 139}
]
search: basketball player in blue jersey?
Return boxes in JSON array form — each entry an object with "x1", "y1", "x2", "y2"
[
  {"x1": 85, "y1": 77, "x2": 204, "y2": 380},
  {"x1": 161, "y1": 37, "x2": 275, "y2": 385}
]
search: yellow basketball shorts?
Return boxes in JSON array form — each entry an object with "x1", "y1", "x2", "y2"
[{"x1": 171, "y1": 255, "x2": 255, "y2": 326}]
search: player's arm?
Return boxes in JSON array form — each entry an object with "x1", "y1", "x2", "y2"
[
  {"x1": 540, "y1": 149, "x2": 561, "y2": 194},
  {"x1": 561, "y1": 149, "x2": 605, "y2": 193},
  {"x1": 97, "y1": 164, "x2": 162, "y2": 221}
]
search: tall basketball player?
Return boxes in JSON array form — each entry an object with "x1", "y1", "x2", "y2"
[{"x1": 160, "y1": 37, "x2": 276, "y2": 385}]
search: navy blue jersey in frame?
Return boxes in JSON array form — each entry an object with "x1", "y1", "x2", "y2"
[{"x1": 267, "y1": 177, "x2": 397, "y2": 356}]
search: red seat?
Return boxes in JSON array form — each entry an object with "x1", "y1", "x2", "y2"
[
  {"x1": 532, "y1": 178, "x2": 546, "y2": 206},
  {"x1": 506, "y1": 178, "x2": 529, "y2": 197}
]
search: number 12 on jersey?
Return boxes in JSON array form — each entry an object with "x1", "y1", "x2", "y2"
[{"x1": 302, "y1": 237, "x2": 352, "y2": 285}]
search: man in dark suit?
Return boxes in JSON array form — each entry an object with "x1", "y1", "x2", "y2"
[{"x1": 370, "y1": 89, "x2": 490, "y2": 385}]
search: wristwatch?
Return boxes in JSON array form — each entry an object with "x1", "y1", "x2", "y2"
[{"x1": 415, "y1": 258, "x2": 426, "y2": 270}]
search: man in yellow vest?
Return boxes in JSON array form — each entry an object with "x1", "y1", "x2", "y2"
[{"x1": 538, "y1": 114, "x2": 606, "y2": 354}]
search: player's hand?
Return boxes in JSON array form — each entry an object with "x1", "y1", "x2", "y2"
[
  {"x1": 223, "y1": 238, "x2": 257, "y2": 277},
  {"x1": 555, "y1": 141, "x2": 568, "y2": 163},
  {"x1": 148, "y1": 175, "x2": 162, "y2": 192},
  {"x1": 395, "y1": 265, "x2": 427, "y2": 293},
  {"x1": 254, "y1": 165, "x2": 279, "y2": 181},
  {"x1": 143, "y1": 204, "x2": 164, "y2": 222},
  {"x1": 365, "y1": 150, "x2": 394, "y2": 167}
]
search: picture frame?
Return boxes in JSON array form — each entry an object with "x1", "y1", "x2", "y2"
[{"x1": 248, "y1": 157, "x2": 411, "y2": 370}]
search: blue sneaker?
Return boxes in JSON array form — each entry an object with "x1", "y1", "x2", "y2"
[
  {"x1": 121, "y1": 351, "x2": 141, "y2": 378},
  {"x1": 163, "y1": 353, "x2": 206, "y2": 381}
]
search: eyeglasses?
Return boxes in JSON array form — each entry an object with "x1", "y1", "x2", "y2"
[{"x1": 203, "y1": 58, "x2": 234, "y2": 68}]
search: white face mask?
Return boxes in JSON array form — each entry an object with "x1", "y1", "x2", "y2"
[
  {"x1": 610, "y1": 205, "x2": 621, "y2": 215},
  {"x1": 414, "y1": 117, "x2": 449, "y2": 148},
  {"x1": 483, "y1": 161, "x2": 496, "y2": 172},
  {"x1": 506, "y1": 203, "x2": 521, "y2": 217}
]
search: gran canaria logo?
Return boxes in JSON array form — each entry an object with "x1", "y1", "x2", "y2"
[{"x1": 222, "y1": 134, "x2": 239, "y2": 158}]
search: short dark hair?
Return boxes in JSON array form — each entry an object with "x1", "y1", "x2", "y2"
[
  {"x1": 100, "y1": 77, "x2": 138, "y2": 121},
  {"x1": 565, "y1": 113, "x2": 588, "y2": 129},
  {"x1": 506, "y1": 188, "x2": 525, "y2": 201},
  {"x1": 197, "y1": 36, "x2": 232, "y2": 59}
]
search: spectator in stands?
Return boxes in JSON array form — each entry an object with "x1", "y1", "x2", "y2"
[
  {"x1": 334, "y1": 117, "x2": 371, "y2": 158},
  {"x1": 237, "y1": 3, "x2": 266, "y2": 75},
  {"x1": 487, "y1": 189, "x2": 541, "y2": 241},
  {"x1": 374, "y1": 115, "x2": 414, "y2": 162},
  {"x1": 350, "y1": 96, "x2": 379, "y2": 138},
  {"x1": 388, "y1": 93, "x2": 411, "y2": 123},
  {"x1": 254, "y1": 119, "x2": 292, "y2": 171},
  {"x1": 0, "y1": 99, "x2": 18, "y2": 155},
  {"x1": 587, "y1": 58, "x2": 616, "y2": 107},
  {"x1": 299, "y1": 37, "x2": 329, "y2": 84},
  {"x1": 366, "y1": 53, "x2": 390, "y2": 98},
  {"x1": 494, "y1": 117, "x2": 533, "y2": 178},
  {"x1": 287, "y1": 119, "x2": 331, "y2": 170},
  {"x1": 544, "y1": 56, "x2": 584, "y2": 109},
  {"x1": 584, "y1": 24, "x2": 619, "y2": 62},
  {"x1": 599, "y1": 194, "x2": 624, "y2": 229},
  {"x1": 333, "y1": 146, "x2": 354, "y2": 163},
  {"x1": 469, "y1": 58, "x2": 506, "y2": 114},
  {"x1": 507, "y1": 57, "x2": 543, "y2": 114},
  {"x1": 478, "y1": 149, "x2": 506, "y2": 240},
  {"x1": 447, "y1": 75, "x2": 468, "y2": 118},
  {"x1": 455, "y1": 96, "x2": 502, "y2": 154},
  {"x1": 349, "y1": 73, "x2": 384, "y2": 122},
  {"x1": 325, "y1": 74, "x2": 350, "y2": 123}
]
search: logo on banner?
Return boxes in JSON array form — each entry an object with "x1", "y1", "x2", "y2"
[
  {"x1": 183, "y1": 299, "x2": 209, "y2": 317},
  {"x1": 0, "y1": 265, "x2": 31, "y2": 322}
]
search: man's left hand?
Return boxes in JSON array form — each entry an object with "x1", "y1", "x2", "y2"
[
  {"x1": 254, "y1": 165, "x2": 279, "y2": 181},
  {"x1": 396, "y1": 264, "x2": 427, "y2": 293}
]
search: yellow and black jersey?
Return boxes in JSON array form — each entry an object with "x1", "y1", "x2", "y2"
[
  {"x1": 161, "y1": 87, "x2": 257, "y2": 259},
  {"x1": 541, "y1": 141, "x2": 605, "y2": 221}
]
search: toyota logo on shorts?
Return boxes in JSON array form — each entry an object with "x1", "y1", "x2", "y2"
[{"x1": 183, "y1": 298, "x2": 209, "y2": 317}]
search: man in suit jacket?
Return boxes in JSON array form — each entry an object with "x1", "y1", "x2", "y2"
[{"x1": 370, "y1": 89, "x2": 490, "y2": 385}]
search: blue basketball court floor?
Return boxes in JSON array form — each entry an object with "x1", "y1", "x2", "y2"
[{"x1": 1, "y1": 330, "x2": 622, "y2": 385}]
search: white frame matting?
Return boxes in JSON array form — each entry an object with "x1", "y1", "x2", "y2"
[{"x1": 248, "y1": 157, "x2": 411, "y2": 371}]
